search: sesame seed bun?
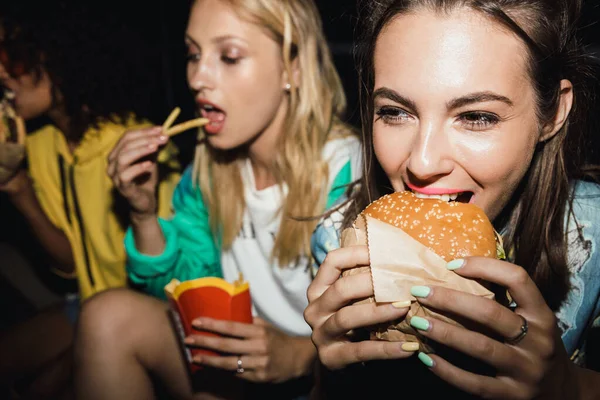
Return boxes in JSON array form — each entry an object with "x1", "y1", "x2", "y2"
[{"x1": 362, "y1": 191, "x2": 497, "y2": 261}]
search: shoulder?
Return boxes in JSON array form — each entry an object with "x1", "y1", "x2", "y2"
[
  {"x1": 311, "y1": 199, "x2": 354, "y2": 268},
  {"x1": 570, "y1": 180, "x2": 600, "y2": 214},
  {"x1": 322, "y1": 132, "x2": 362, "y2": 166},
  {"x1": 557, "y1": 180, "x2": 600, "y2": 355},
  {"x1": 174, "y1": 166, "x2": 197, "y2": 197}
]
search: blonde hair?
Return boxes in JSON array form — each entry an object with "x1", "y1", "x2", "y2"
[{"x1": 192, "y1": 0, "x2": 350, "y2": 266}]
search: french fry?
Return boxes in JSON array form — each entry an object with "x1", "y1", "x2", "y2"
[
  {"x1": 165, "y1": 118, "x2": 209, "y2": 137},
  {"x1": 162, "y1": 107, "x2": 181, "y2": 132}
]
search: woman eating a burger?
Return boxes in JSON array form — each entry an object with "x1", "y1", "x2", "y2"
[{"x1": 305, "y1": 0, "x2": 600, "y2": 398}]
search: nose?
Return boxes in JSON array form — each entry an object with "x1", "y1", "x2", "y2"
[
  {"x1": 406, "y1": 121, "x2": 454, "y2": 183},
  {"x1": 187, "y1": 57, "x2": 215, "y2": 93}
]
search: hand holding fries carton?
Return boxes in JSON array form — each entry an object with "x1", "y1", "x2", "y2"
[{"x1": 165, "y1": 275, "x2": 252, "y2": 373}]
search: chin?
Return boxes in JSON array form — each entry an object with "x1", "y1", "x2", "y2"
[{"x1": 205, "y1": 136, "x2": 243, "y2": 152}]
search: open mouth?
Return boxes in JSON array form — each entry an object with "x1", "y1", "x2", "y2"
[
  {"x1": 199, "y1": 103, "x2": 225, "y2": 122},
  {"x1": 198, "y1": 102, "x2": 226, "y2": 135},
  {"x1": 198, "y1": 101, "x2": 226, "y2": 135},
  {"x1": 409, "y1": 190, "x2": 474, "y2": 203}
]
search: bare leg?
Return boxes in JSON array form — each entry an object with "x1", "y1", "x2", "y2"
[{"x1": 73, "y1": 289, "x2": 243, "y2": 400}]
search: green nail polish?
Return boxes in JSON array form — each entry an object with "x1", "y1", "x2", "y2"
[
  {"x1": 418, "y1": 352, "x2": 434, "y2": 368},
  {"x1": 410, "y1": 316, "x2": 430, "y2": 331},
  {"x1": 447, "y1": 259, "x2": 465, "y2": 270},
  {"x1": 411, "y1": 286, "x2": 431, "y2": 298}
]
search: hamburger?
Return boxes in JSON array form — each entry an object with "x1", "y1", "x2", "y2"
[
  {"x1": 0, "y1": 89, "x2": 26, "y2": 184},
  {"x1": 341, "y1": 190, "x2": 504, "y2": 352}
]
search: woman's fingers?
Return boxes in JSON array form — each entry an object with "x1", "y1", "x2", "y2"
[
  {"x1": 192, "y1": 353, "x2": 264, "y2": 372},
  {"x1": 319, "y1": 301, "x2": 409, "y2": 339},
  {"x1": 407, "y1": 314, "x2": 528, "y2": 373},
  {"x1": 307, "y1": 245, "x2": 370, "y2": 303},
  {"x1": 185, "y1": 333, "x2": 259, "y2": 355},
  {"x1": 449, "y1": 258, "x2": 549, "y2": 315},
  {"x1": 422, "y1": 353, "x2": 524, "y2": 400},
  {"x1": 191, "y1": 318, "x2": 264, "y2": 339},
  {"x1": 117, "y1": 161, "x2": 155, "y2": 187},
  {"x1": 411, "y1": 285, "x2": 523, "y2": 341},
  {"x1": 107, "y1": 129, "x2": 167, "y2": 182},
  {"x1": 307, "y1": 273, "x2": 374, "y2": 326},
  {"x1": 115, "y1": 141, "x2": 161, "y2": 173},
  {"x1": 107, "y1": 127, "x2": 163, "y2": 162},
  {"x1": 319, "y1": 340, "x2": 417, "y2": 370}
]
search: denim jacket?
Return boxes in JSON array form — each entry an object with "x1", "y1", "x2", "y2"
[{"x1": 311, "y1": 180, "x2": 600, "y2": 366}]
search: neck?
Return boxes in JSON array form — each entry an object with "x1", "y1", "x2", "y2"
[
  {"x1": 47, "y1": 107, "x2": 74, "y2": 141},
  {"x1": 248, "y1": 97, "x2": 289, "y2": 190}
]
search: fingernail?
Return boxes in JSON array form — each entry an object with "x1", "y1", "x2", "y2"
[
  {"x1": 418, "y1": 352, "x2": 435, "y2": 368},
  {"x1": 159, "y1": 135, "x2": 168, "y2": 141},
  {"x1": 192, "y1": 319, "x2": 202, "y2": 328},
  {"x1": 410, "y1": 316, "x2": 430, "y2": 331},
  {"x1": 447, "y1": 259, "x2": 465, "y2": 270},
  {"x1": 410, "y1": 286, "x2": 431, "y2": 298},
  {"x1": 193, "y1": 355, "x2": 202, "y2": 363},
  {"x1": 392, "y1": 300, "x2": 411, "y2": 308},
  {"x1": 183, "y1": 337, "x2": 194, "y2": 345},
  {"x1": 401, "y1": 342, "x2": 419, "y2": 352}
]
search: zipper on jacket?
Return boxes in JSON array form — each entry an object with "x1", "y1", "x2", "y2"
[
  {"x1": 58, "y1": 155, "x2": 95, "y2": 287},
  {"x1": 69, "y1": 165, "x2": 95, "y2": 287},
  {"x1": 58, "y1": 155, "x2": 72, "y2": 225}
]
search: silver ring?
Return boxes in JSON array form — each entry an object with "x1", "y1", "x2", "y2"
[
  {"x1": 236, "y1": 356, "x2": 244, "y2": 374},
  {"x1": 506, "y1": 314, "x2": 528, "y2": 345}
]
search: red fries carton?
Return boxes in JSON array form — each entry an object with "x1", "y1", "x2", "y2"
[{"x1": 165, "y1": 275, "x2": 252, "y2": 373}]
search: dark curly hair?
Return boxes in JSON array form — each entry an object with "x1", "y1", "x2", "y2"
[{"x1": 0, "y1": 0, "x2": 164, "y2": 139}]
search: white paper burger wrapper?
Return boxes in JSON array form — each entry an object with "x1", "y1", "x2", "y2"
[{"x1": 341, "y1": 215, "x2": 495, "y2": 352}]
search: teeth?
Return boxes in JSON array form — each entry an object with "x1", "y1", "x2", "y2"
[
  {"x1": 413, "y1": 192, "x2": 462, "y2": 202},
  {"x1": 203, "y1": 104, "x2": 214, "y2": 111}
]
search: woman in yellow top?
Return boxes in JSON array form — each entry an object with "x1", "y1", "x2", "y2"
[{"x1": 0, "y1": 3, "x2": 180, "y2": 398}]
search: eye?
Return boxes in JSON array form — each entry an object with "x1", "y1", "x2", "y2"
[
  {"x1": 458, "y1": 112, "x2": 500, "y2": 131},
  {"x1": 375, "y1": 106, "x2": 412, "y2": 124},
  {"x1": 186, "y1": 49, "x2": 201, "y2": 63},
  {"x1": 221, "y1": 55, "x2": 240, "y2": 65}
]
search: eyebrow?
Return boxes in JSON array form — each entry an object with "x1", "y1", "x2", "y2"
[
  {"x1": 373, "y1": 87, "x2": 418, "y2": 112},
  {"x1": 185, "y1": 34, "x2": 246, "y2": 47},
  {"x1": 447, "y1": 91, "x2": 514, "y2": 109},
  {"x1": 373, "y1": 87, "x2": 514, "y2": 112}
]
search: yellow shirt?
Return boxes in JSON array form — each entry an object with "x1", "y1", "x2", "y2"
[{"x1": 26, "y1": 118, "x2": 180, "y2": 300}]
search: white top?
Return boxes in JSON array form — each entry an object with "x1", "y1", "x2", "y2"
[{"x1": 220, "y1": 136, "x2": 362, "y2": 336}]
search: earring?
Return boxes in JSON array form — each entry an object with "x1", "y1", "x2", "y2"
[{"x1": 284, "y1": 83, "x2": 291, "y2": 92}]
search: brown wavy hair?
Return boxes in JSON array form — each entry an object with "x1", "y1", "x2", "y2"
[{"x1": 347, "y1": 0, "x2": 599, "y2": 311}]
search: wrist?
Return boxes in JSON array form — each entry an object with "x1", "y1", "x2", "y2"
[
  {"x1": 130, "y1": 210, "x2": 158, "y2": 226},
  {"x1": 293, "y1": 337, "x2": 318, "y2": 378}
]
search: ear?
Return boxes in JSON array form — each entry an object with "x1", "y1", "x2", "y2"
[
  {"x1": 282, "y1": 56, "x2": 301, "y2": 91},
  {"x1": 539, "y1": 79, "x2": 573, "y2": 142}
]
